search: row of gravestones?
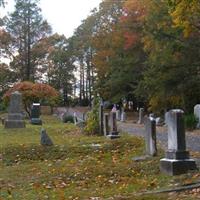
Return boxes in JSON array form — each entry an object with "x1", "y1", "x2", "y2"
[
  {"x1": 145, "y1": 110, "x2": 197, "y2": 176},
  {"x1": 4, "y1": 91, "x2": 53, "y2": 146},
  {"x1": 4, "y1": 92, "x2": 198, "y2": 175},
  {"x1": 99, "y1": 104, "x2": 197, "y2": 176},
  {"x1": 4, "y1": 91, "x2": 42, "y2": 129}
]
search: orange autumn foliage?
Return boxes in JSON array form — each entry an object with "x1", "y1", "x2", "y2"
[{"x1": 3, "y1": 82, "x2": 59, "y2": 116}]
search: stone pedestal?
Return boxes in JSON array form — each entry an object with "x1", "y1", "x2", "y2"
[
  {"x1": 30, "y1": 103, "x2": 42, "y2": 125},
  {"x1": 145, "y1": 117, "x2": 157, "y2": 156},
  {"x1": 107, "y1": 112, "x2": 120, "y2": 139},
  {"x1": 160, "y1": 110, "x2": 197, "y2": 175},
  {"x1": 5, "y1": 91, "x2": 25, "y2": 129}
]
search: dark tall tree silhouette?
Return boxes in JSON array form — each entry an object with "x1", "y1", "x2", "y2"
[{"x1": 6, "y1": 0, "x2": 52, "y2": 81}]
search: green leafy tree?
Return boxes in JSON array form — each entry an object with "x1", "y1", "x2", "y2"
[
  {"x1": 47, "y1": 34, "x2": 75, "y2": 106},
  {"x1": 136, "y1": 0, "x2": 200, "y2": 113}
]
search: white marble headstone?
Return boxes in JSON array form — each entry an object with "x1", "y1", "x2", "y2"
[{"x1": 194, "y1": 104, "x2": 200, "y2": 128}]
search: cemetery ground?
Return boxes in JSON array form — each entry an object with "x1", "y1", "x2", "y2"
[{"x1": 0, "y1": 115, "x2": 200, "y2": 199}]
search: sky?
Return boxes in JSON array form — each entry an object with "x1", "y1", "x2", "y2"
[{"x1": 0, "y1": 0, "x2": 102, "y2": 38}]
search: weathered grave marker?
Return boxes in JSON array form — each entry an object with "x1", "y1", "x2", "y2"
[
  {"x1": 73, "y1": 112, "x2": 78, "y2": 125},
  {"x1": 121, "y1": 111, "x2": 126, "y2": 122},
  {"x1": 160, "y1": 109, "x2": 197, "y2": 175},
  {"x1": 30, "y1": 103, "x2": 42, "y2": 125},
  {"x1": 103, "y1": 113, "x2": 109, "y2": 136},
  {"x1": 138, "y1": 108, "x2": 144, "y2": 124},
  {"x1": 40, "y1": 128, "x2": 53, "y2": 146},
  {"x1": 145, "y1": 117, "x2": 157, "y2": 156},
  {"x1": 116, "y1": 110, "x2": 121, "y2": 121},
  {"x1": 194, "y1": 104, "x2": 200, "y2": 128},
  {"x1": 99, "y1": 100, "x2": 104, "y2": 135},
  {"x1": 5, "y1": 91, "x2": 25, "y2": 129},
  {"x1": 107, "y1": 112, "x2": 120, "y2": 139}
]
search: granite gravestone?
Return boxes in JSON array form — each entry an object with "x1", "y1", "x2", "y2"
[
  {"x1": 99, "y1": 100, "x2": 104, "y2": 135},
  {"x1": 103, "y1": 113, "x2": 109, "y2": 136},
  {"x1": 160, "y1": 109, "x2": 197, "y2": 175},
  {"x1": 194, "y1": 104, "x2": 200, "y2": 128},
  {"x1": 107, "y1": 112, "x2": 120, "y2": 139},
  {"x1": 164, "y1": 111, "x2": 170, "y2": 125},
  {"x1": 5, "y1": 91, "x2": 25, "y2": 129},
  {"x1": 73, "y1": 112, "x2": 78, "y2": 125},
  {"x1": 30, "y1": 103, "x2": 42, "y2": 125},
  {"x1": 145, "y1": 117, "x2": 157, "y2": 156},
  {"x1": 138, "y1": 108, "x2": 144, "y2": 124},
  {"x1": 116, "y1": 110, "x2": 121, "y2": 121},
  {"x1": 121, "y1": 111, "x2": 126, "y2": 122},
  {"x1": 40, "y1": 129, "x2": 53, "y2": 146}
]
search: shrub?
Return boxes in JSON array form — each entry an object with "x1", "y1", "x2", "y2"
[
  {"x1": 3, "y1": 82, "x2": 59, "y2": 117},
  {"x1": 184, "y1": 114, "x2": 198, "y2": 130},
  {"x1": 84, "y1": 96, "x2": 100, "y2": 135}
]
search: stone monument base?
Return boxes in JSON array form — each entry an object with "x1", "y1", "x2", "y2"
[
  {"x1": 31, "y1": 118, "x2": 42, "y2": 125},
  {"x1": 5, "y1": 120, "x2": 25, "y2": 129},
  {"x1": 160, "y1": 158, "x2": 197, "y2": 176}
]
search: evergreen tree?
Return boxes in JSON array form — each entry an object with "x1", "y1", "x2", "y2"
[{"x1": 6, "y1": 0, "x2": 52, "y2": 81}]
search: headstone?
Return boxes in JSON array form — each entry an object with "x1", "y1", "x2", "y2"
[
  {"x1": 107, "y1": 112, "x2": 120, "y2": 139},
  {"x1": 73, "y1": 112, "x2": 78, "y2": 125},
  {"x1": 30, "y1": 103, "x2": 42, "y2": 125},
  {"x1": 164, "y1": 111, "x2": 170, "y2": 125},
  {"x1": 103, "y1": 113, "x2": 109, "y2": 136},
  {"x1": 99, "y1": 101, "x2": 104, "y2": 135},
  {"x1": 40, "y1": 129, "x2": 53, "y2": 146},
  {"x1": 145, "y1": 117, "x2": 157, "y2": 156},
  {"x1": 160, "y1": 109, "x2": 197, "y2": 175},
  {"x1": 155, "y1": 117, "x2": 164, "y2": 126},
  {"x1": 116, "y1": 110, "x2": 121, "y2": 121},
  {"x1": 120, "y1": 111, "x2": 126, "y2": 122},
  {"x1": 5, "y1": 91, "x2": 25, "y2": 129},
  {"x1": 138, "y1": 108, "x2": 144, "y2": 124},
  {"x1": 194, "y1": 104, "x2": 200, "y2": 128}
]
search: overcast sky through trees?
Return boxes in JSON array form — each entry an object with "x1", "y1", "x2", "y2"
[{"x1": 0, "y1": 0, "x2": 102, "y2": 37}]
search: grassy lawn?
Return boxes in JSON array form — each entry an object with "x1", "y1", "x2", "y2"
[{"x1": 0, "y1": 115, "x2": 199, "y2": 200}]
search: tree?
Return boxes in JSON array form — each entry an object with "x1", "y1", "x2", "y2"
[
  {"x1": 3, "y1": 82, "x2": 59, "y2": 116},
  {"x1": 134, "y1": 0, "x2": 200, "y2": 113},
  {"x1": 6, "y1": 0, "x2": 52, "y2": 81},
  {"x1": 47, "y1": 34, "x2": 75, "y2": 106}
]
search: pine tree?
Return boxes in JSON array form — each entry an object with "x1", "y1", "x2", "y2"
[{"x1": 6, "y1": 0, "x2": 52, "y2": 81}]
